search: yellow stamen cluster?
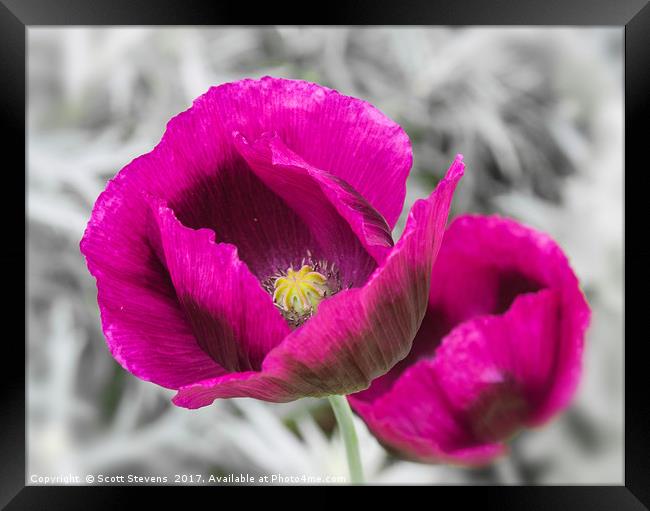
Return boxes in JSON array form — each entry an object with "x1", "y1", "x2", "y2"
[{"x1": 273, "y1": 265, "x2": 328, "y2": 315}]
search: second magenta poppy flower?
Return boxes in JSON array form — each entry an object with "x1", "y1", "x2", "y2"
[
  {"x1": 80, "y1": 77, "x2": 464, "y2": 408},
  {"x1": 349, "y1": 215, "x2": 591, "y2": 465}
]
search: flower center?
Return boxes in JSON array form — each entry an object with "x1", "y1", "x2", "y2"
[
  {"x1": 273, "y1": 265, "x2": 329, "y2": 316},
  {"x1": 261, "y1": 256, "x2": 343, "y2": 328}
]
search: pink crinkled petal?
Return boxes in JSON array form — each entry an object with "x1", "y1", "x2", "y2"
[
  {"x1": 428, "y1": 215, "x2": 591, "y2": 422},
  {"x1": 151, "y1": 200, "x2": 291, "y2": 372},
  {"x1": 350, "y1": 357, "x2": 506, "y2": 466},
  {"x1": 349, "y1": 290, "x2": 564, "y2": 465},
  {"x1": 80, "y1": 184, "x2": 225, "y2": 389},
  {"x1": 235, "y1": 131, "x2": 392, "y2": 275},
  {"x1": 202, "y1": 77, "x2": 412, "y2": 229}
]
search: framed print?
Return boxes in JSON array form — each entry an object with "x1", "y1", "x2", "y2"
[{"x1": 4, "y1": 0, "x2": 648, "y2": 507}]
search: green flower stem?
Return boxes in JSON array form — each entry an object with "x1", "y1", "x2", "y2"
[{"x1": 328, "y1": 395, "x2": 364, "y2": 484}]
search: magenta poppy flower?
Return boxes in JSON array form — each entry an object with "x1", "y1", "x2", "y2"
[
  {"x1": 349, "y1": 215, "x2": 591, "y2": 465},
  {"x1": 80, "y1": 77, "x2": 464, "y2": 409}
]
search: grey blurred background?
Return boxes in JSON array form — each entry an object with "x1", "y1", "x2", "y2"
[{"x1": 27, "y1": 27, "x2": 623, "y2": 484}]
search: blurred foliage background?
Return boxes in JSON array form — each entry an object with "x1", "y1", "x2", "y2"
[{"x1": 27, "y1": 27, "x2": 623, "y2": 484}]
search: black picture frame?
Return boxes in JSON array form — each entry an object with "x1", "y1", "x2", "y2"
[{"x1": 5, "y1": 0, "x2": 647, "y2": 507}]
